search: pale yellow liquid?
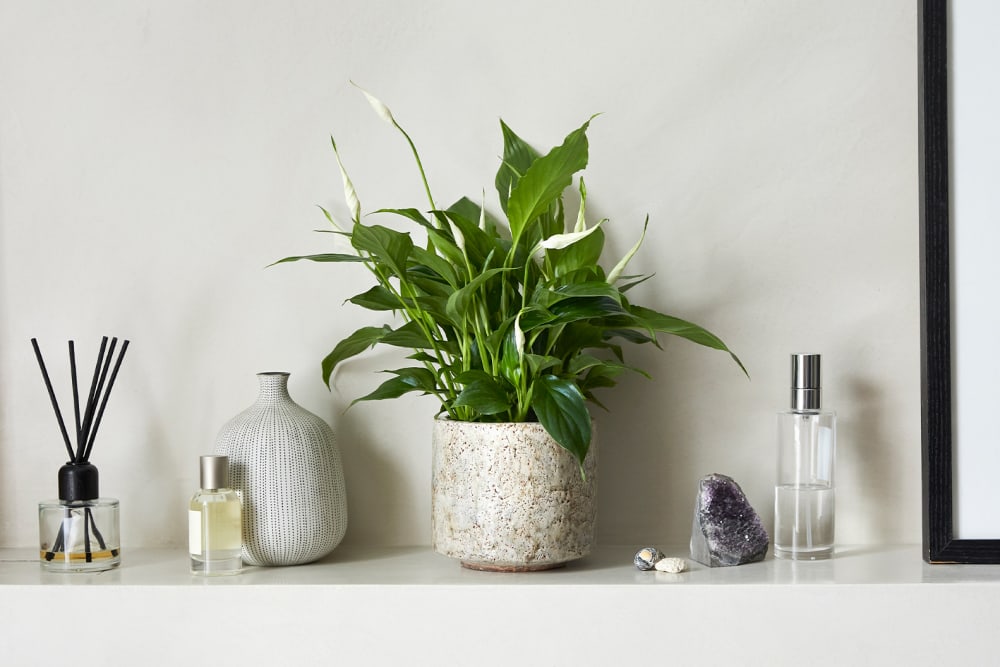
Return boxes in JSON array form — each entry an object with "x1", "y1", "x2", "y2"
[{"x1": 190, "y1": 490, "x2": 242, "y2": 574}]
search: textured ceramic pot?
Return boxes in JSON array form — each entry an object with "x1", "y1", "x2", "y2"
[
  {"x1": 432, "y1": 419, "x2": 597, "y2": 571},
  {"x1": 214, "y1": 372, "x2": 347, "y2": 566}
]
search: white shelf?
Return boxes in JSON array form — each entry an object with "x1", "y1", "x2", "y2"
[{"x1": 2, "y1": 545, "x2": 998, "y2": 665}]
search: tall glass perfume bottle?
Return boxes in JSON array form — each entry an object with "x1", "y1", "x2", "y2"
[
  {"x1": 774, "y1": 353, "x2": 836, "y2": 560},
  {"x1": 189, "y1": 454, "x2": 243, "y2": 575}
]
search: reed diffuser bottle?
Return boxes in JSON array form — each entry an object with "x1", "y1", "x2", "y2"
[
  {"x1": 33, "y1": 337, "x2": 129, "y2": 572},
  {"x1": 189, "y1": 454, "x2": 243, "y2": 575},
  {"x1": 774, "y1": 353, "x2": 836, "y2": 560}
]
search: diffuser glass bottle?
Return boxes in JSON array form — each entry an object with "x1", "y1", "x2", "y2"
[
  {"x1": 39, "y1": 463, "x2": 121, "y2": 572},
  {"x1": 33, "y1": 336, "x2": 129, "y2": 572},
  {"x1": 189, "y1": 454, "x2": 243, "y2": 575},
  {"x1": 774, "y1": 353, "x2": 836, "y2": 560}
]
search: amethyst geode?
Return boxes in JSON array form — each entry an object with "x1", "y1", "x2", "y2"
[{"x1": 690, "y1": 473, "x2": 769, "y2": 567}]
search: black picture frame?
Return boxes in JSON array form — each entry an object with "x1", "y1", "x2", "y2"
[{"x1": 920, "y1": 0, "x2": 1000, "y2": 564}]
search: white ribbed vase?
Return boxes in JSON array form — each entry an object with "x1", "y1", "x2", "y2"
[
  {"x1": 432, "y1": 419, "x2": 597, "y2": 571},
  {"x1": 214, "y1": 372, "x2": 347, "y2": 566}
]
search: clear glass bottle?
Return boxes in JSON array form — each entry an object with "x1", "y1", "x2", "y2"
[
  {"x1": 774, "y1": 353, "x2": 836, "y2": 560},
  {"x1": 39, "y1": 462, "x2": 121, "y2": 572},
  {"x1": 189, "y1": 454, "x2": 243, "y2": 575},
  {"x1": 39, "y1": 498, "x2": 121, "y2": 572}
]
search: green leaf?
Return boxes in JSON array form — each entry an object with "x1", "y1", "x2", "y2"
[
  {"x1": 617, "y1": 274, "x2": 654, "y2": 292},
  {"x1": 445, "y1": 267, "x2": 508, "y2": 325},
  {"x1": 322, "y1": 325, "x2": 391, "y2": 386},
  {"x1": 453, "y1": 376, "x2": 512, "y2": 415},
  {"x1": 413, "y1": 295, "x2": 458, "y2": 327},
  {"x1": 505, "y1": 117, "x2": 594, "y2": 245},
  {"x1": 547, "y1": 227, "x2": 605, "y2": 279},
  {"x1": 425, "y1": 227, "x2": 466, "y2": 268},
  {"x1": 409, "y1": 246, "x2": 459, "y2": 288},
  {"x1": 437, "y1": 209, "x2": 493, "y2": 266},
  {"x1": 385, "y1": 367, "x2": 440, "y2": 392},
  {"x1": 516, "y1": 305, "x2": 556, "y2": 331},
  {"x1": 348, "y1": 285, "x2": 402, "y2": 311},
  {"x1": 407, "y1": 351, "x2": 439, "y2": 364},
  {"x1": 539, "y1": 196, "x2": 564, "y2": 241},
  {"x1": 531, "y1": 375, "x2": 592, "y2": 466},
  {"x1": 349, "y1": 375, "x2": 429, "y2": 408},
  {"x1": 448, "y1": 197, "x2": 504, "y2": 238},
  {"x1": 317, "y1": 205, "x2": 347, "y2": 232},
  {"x1": 373, "y1": 208, "x2": 436, "y2": 233},
  {"x1": 567, "y1": 353, "x2": 609, "y2": 376},
  {"x1": 479, "y1": 321, "x2": 512, "y2": 367},
  {"x1": 629, "y1": 305, "x2": 747, "y2": 376},
  {"x1": 525, "y1": 353, "x2": 561, "y2": 375},
  {"x1": 497, "y1": 330, "x2": 523, "y2": 386},
  {"x1": 573, "y1": 178, "x2": 588, "y2": 232},
  {"x1": 380, "y1": 320, "x2": 441, "y2": 350},
  {"x1": 351, "y1": 223, "x2": 414, "y2": 276},
  {"x1": 407, "y1": 271, "x2": 454, "y2": 298},
  {"x1": 548, "y1": 296, "x2": 628, "y2": 326},
  {"x1": 602, "y1": 328, "x2": 657, "y2": 345},
  {"x1": 495, "y1": 120, "x2": 541, "y2": 215},
  {"x1": 453, "y1": 369, "x2": 496, "y2": 385},
  {"x1": 607, "y1": 215, "x2": 648, "y2": 283},
  {"x1": 579, "y1": 364, "x2": 627, "y2": 394},
  {"x1": 550, "y1": 281, "x2": 622, "y2": 303},
  {"x1": 271, "y1": 253, "x2": 365, "y2": 266}
]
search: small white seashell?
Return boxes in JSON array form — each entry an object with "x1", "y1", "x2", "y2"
[{"x1": 655, "y1": 557, "x2": 687, "y2": 573}]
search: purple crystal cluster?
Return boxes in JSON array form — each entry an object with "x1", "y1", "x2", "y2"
[{"x1": 690, "y1": 473, "x2": 769, "y2": 567}]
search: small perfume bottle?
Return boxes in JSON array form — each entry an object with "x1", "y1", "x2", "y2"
[
  {"x1": 189, "y1": 454, "x2": 243, "y2": 575},
  {"x1": 774, "y1": 353, "x2": 836, "y2": 560}
]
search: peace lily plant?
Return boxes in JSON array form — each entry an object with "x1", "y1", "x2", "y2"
[{"x1": 279, "y1": 85, "x2": 744, "y2": 470}]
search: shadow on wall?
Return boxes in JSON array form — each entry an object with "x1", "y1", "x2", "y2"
[
  {"x1": 843, "y1": 376, "x2": 895, "y2": 542},
  {"x1": 0, "y1": 190, "x2": 12, "y2": 540},
  {"x1": 595, "y1": 344, "x2": 696, "y2": 546},
  {"x1": 594, "y1": 328, "x2": 758, "y2": 547},
  {"x1": 321, "y1": 401, "x2": 410, "y2": 547},
  {"x1": 127, "y1": 370, "x2": 186, "y2": 547},
  {"x1": 0, "y1": 366, "x2": 10, "y2": 542}
]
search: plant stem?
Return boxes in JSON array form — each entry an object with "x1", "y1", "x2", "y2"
[
  {"x1": 364, "y1": 254, "x2": 460, "y2": 414},
  {"x1": 393, "y1": 122, "x2": 437, "y2": 214}
]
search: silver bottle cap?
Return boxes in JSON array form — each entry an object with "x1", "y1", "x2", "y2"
[
  {"x1": 200, "y1": 454, "x2": 230, "y2": 490},
  {"x1": 790, "y1": 353, "x2": 821, "y2": 411}
]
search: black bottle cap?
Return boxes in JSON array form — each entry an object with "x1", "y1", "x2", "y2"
[{"x1": 58, "y1": 462, "x2": 99, "y2": 501}]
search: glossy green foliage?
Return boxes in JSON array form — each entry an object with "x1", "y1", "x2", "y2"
[{"x1": 277, "y1": 88, "x2": 745, "y2": 467}]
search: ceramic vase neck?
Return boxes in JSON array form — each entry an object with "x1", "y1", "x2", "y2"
[{"x1": 255, "y1": 372, "x2": 292, "y2": 404}]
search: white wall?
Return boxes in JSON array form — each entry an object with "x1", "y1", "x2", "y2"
[{"x1": 0, "y1": 1, "x2": 918, "y2": 549}]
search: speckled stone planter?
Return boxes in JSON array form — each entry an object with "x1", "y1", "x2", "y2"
[{"x1": 432, "y1": 419, "x2": 597, "y2": 571}]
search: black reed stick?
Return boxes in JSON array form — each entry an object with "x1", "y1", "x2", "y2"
[
  {"x1": 79, "y1": 337, "x2": 117, "y2": 460},
  {"x1": 69, "y1": 341, "x2": 82, "y2": 455},
  {"x1": 33, "y1": 335, "x2": 130, "y2": 466},
  {"x1": 31, "y1": 338, "x2": 75, "y2": 461},
  {"x1": 78, "y1": 337, "x2": 111, "y2": 461},
  {"x1": 83, "y1": 510, "x2": 92, "y2": 561},
  {"x1": 83, "y1": 339, "x2": 129, "y2": 462}
]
